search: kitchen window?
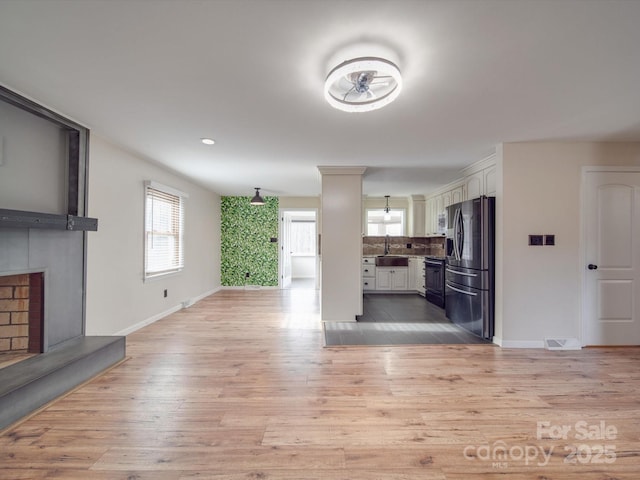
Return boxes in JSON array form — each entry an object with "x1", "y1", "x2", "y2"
[
  {"x1": 144, "y1": 181, "x2": 186, "y2": 280},
  {"x1": 366, "y1": 209, "x2": 405, "y2": 236}
]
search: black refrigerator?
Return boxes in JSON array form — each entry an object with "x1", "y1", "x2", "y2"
[{"x1": 445, "y1": 196, "x2": 495, "y2": 339}]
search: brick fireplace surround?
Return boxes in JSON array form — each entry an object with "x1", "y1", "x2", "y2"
[{"x1": 0, "y1": 273, "x2": 44, "y2": 354}]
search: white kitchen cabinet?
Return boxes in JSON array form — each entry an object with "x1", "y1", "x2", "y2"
[
  {"x1": 408, "y1": 195, "x2": 426, "y2": 237},
  {"x1": 463, "y1": 166, "x2": 496, "y2": 200},
  {"x1": 465, "y1": 171, "x2": 484, "y2": 200},
  {"x1": 408, "y1": 258, "x2": 416, "y2": 290},
  {"x1": 484, "y1": 165, "x2": 497, "y2": 196},
  {"x1": 450, "y1": 186, "x2": 464, "y2": 205},
  {"x1": 409, "y1": 257, "x2": 426, "y2": 295},
  {"x1": 376, "y1": 267, "x2": 408, "y2": 291},
  {"x1": 426, "y1": 197, "x2": 438, "y2": 235},
  {"x1": 442, "y1": 191, "x2": 452, "y2": 210},
  {"x1": 362, "y1": 257, "x2": 376, "y2": 291}
]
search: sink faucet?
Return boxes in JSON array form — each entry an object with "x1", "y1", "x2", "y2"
[{"x1": 384, "y1": 235, "x2": 390, "y2": 255}]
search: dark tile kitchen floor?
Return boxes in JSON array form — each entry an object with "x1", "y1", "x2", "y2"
[{"x1": 324, "y1": 294, "x2": 492, "y2": 346}]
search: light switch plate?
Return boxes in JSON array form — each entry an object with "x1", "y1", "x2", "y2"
[
  {"x1": 545, "y1": 234, "x2": 555, "y2": 246},
  {"x1": 529, "y1": 235, "x2": 543, "y2": 246}
]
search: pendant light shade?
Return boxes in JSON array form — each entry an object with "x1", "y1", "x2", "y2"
[
  {"x1": 250, "y1": 187, "x2": 265, "y2": 206},
  {"x1": 384, "y1": 195, "x2": 391, "y2": 221}
]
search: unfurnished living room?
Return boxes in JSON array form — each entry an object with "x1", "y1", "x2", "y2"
[{"x1": 1, "y1": 1, "x2": 640, "y2": 479}]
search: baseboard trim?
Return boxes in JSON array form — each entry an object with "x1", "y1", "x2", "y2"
[
  {"x1": 499, "y1": 339, "x2": 546, "y2": 349},
  {"x1": 115, "y1": 287, "x2": 221, "y2": 336}
]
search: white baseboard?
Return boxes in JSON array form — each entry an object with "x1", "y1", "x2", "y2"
[
  {"x1": 182, "y1": 287, "x2": 221, "y2": 307},
  {"x1": 115, "y1": 287, "x2": 221, "y2": 336},
  {"x1": 499, "y1": 339, "x2": 546, "y2": 348},
  {"x1": 115, "y1": 304, "x2": 183, "y2": 336}
]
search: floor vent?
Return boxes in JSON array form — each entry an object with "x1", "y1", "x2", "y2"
[{"x1": 544, "y1": 338, "x2": 581, "y2": 350}]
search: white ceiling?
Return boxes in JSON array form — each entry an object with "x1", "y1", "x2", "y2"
[{"x1": 1, "y1": 0, "x2": 640, "y2": 197}]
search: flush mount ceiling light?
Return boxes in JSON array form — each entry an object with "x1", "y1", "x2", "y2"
[
  {"x1": 324, "y1": 57, "x2": 402, "y2": 113},
  {"x1": 200, "y1": 138, "x2": 215, "y2": 145},
  {"x1": 250, "y1": 187, "x2": 265, "y2": 206}
]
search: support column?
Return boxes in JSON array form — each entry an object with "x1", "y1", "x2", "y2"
[{"x1": 317, "y1": 166, "x2": 366, "y2": 322}]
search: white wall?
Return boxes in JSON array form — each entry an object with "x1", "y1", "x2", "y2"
[
  {"x1": 279, "y1": 196, "x2": 320, "y2": 209},
  {"x1": 292, "y1": 256, "x2": 316, "y2": 278},
  {"x1": 496, "y1": 142, "x2": 640, "y2": 346},
  {"x1": 85, "y1": 135, "x2": 221, "y2": 335}
]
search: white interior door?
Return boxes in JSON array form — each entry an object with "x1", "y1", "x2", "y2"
[
  {"x1": 280, "y1": 212, "x2": 292, "y2": 289},
  {"x1": 583, "y1": 170, "x2": 640, "y2": 345}
]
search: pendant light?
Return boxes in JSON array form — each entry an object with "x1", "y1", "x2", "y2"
[
  {"x1": 384, "y1": 195, "x2": 391, "y2": 221},
  {"x1": 250, "y1": 187, "x2": 265, "y2": 206}
]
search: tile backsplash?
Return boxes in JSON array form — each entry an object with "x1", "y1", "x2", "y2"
[{"x1": 363, "y1": 236, "x2": 446, "y2": 257}]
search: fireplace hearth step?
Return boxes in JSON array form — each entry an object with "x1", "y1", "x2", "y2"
[{"x1": 0, "y1": 335, "x2": 125, "y2": 431}]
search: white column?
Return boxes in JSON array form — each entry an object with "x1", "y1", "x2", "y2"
[{"x1": 317, "y1": 166, "x2": 366, "y2": 322}]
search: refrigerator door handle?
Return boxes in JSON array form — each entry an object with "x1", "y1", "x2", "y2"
[
  {"x1": 446, "y1": 282, "x2": 478, "y2": 296},
  {"x1": 453, "y1": 207, "x2": 462, "y2": 261},
  {"x1": 446, "y1": 267, "x2": 477, "y2": 277},
  {"x1": 457, "y1": 207, "x2": 464, "y2": 260}
]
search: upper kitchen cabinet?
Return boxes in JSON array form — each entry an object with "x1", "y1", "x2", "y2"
[
  {"x1": 484, "y1": 165, "x2": 497, "y2": 196},
  {"x1": 451, "y1": 185, "x2": 464, "y2": 205},
  {"x1": 425, "y1": 154, "x2": 496, "y2": 234},
  {"x1": 407, "y1": 195, "x2": 426, "y2": 237},
  {"x1": 462, "y1": 154, "x2": 497, "y2": 200},
  {"x1": 425, "y1": 181, "x2": 464, "y2": 234}
]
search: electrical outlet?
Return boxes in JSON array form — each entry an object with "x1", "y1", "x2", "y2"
[
  {"x1": 529, "y1": 235, "x2": 543, "y2": 246},
  {"x1": 545, "y1": 234, "x2": 555, "y2": 246},
  {"x1": 245, "y1": 272, "x2": 250, "y2": 278},
  {"x1": 163, "y1": 289, "x2": 168, "y2": 298}
]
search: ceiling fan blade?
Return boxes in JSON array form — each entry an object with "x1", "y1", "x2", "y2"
[{"x1": 343, "y1": 84, "x2": 356, "y2": 101}]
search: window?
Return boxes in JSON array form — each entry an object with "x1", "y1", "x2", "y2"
[
  {"x1": 144, "y1": 182, "x2": 186, "y2": 279},
  {"x1": 366, "y1": 209, "x2": 405, "y2": 236},
  {"x1": 290, "y1": 220, "x2": 316, "y2": 255}
]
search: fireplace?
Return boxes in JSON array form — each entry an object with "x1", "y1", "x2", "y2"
[{"x1": 0, "y1": 273, "x2": 44, "y2": 356}]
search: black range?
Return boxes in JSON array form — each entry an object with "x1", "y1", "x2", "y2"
[{"x1": 424, "y1": 256, "x2": 446, "y2": 308}]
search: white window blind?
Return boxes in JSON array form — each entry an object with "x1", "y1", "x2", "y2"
[{"x1": 144, "y1": 183, "x2": 185, "y2": 278}]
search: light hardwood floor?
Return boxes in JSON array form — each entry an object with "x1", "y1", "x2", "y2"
[{"x1": 1, "y1": 289, "x2": 639, "y2": 479}]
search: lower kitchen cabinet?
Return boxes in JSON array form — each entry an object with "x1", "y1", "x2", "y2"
[
  {"x1": 376, "y1": 267, "x2": 408, "y2": 291},
  {"x1": 409, "y1": 257, "x2": 426, "y2": 296}
]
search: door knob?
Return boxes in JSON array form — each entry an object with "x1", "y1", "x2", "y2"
[{"x1": 588, "y1": 264, "x2": 598, "y2": 270}]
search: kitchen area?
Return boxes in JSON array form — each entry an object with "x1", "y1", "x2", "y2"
[{"x1": 324, "y1": 157, "x2": 497, "y2": 346}]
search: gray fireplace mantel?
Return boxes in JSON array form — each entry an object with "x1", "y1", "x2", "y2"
[{"x1": 0, "y1": 208, "x2": 98, "y2": 231}]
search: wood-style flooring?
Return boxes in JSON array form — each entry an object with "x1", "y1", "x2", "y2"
[{"x1": 1, "y1": 289, "x2": 640, "y2": 479}]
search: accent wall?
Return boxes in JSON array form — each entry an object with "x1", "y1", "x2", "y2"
[{"x1": 221, "y1": 196, "x2": 279, "y2": 286}]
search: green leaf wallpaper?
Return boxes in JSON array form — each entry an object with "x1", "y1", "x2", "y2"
[{"x1": 221, "y1": 196, "x2": 279, "y2": 286}]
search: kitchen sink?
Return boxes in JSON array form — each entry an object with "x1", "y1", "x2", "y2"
[{"x1": 375, "y1": 255, "x2": 409, "y2": 267}]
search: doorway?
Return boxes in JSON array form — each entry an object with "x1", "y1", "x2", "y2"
[
  {"x1": 582, "y1": 168, "x2": 640, "y2": 345},
  {"x1": 279, "y1": 209, "x2": 318, "y2": 290}
]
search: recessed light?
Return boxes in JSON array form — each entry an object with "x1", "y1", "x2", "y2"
[{"x1": 201, "y1": 138, "x2": 215, "y2": 145}]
